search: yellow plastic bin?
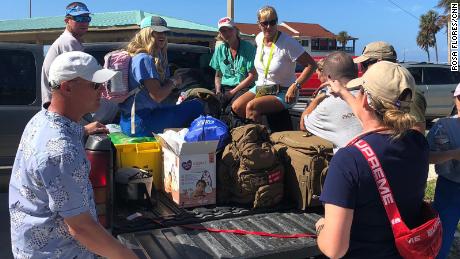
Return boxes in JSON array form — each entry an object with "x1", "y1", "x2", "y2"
[{"x1": 114, "y1": 142, "x2": 163, "y2": 191}]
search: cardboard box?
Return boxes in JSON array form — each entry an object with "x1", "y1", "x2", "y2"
[{"x1": 156, "y1": 131, "x2": 218, "y2": 208}]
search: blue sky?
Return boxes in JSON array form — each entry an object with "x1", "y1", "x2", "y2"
[{"x1": 1, "y1": 0, "x2": 451, "y2": 62}]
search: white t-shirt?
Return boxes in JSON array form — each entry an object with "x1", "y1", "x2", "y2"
[
  {"x1": 254, "y1": 32, "x2": 305, "y2": 88},
  {"x1": 304, "y1": 89, "x2": 363, "y2": 153},
  {"x1": 41, "y1": 30, "x2": 84, "y2": 105}
]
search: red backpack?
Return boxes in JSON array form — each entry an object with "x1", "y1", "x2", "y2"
[{"x1": 353, "y1": 138, "x2": 442, "y2": 259}]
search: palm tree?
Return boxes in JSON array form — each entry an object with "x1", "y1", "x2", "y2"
[
  {"x1": 336, "y1": 31, "x2": 349, "y2": 51},
  {"x1": 436, "y1": 0, "x2": 460, "y2": 63},
  {"x1": 417, "y1": 30, "x2": 433, "y2": 62},
  {"x1": 419, "y1": 10, "x2": 441, "y2": 63}
]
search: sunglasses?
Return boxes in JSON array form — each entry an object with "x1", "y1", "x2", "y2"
[
  {"x1": 91, "y1": 82, "x2": 103, "y2": 90},
  {"x1": 259, "y1": 19, "x2": 277, "y2": 27},
  {"x1": 71, "y1": 15, "x2": 92, "y2": 23}
]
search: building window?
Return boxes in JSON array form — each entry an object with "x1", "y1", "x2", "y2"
[
  {"x1": 301, "y1": 40, "x2": 309, "y2": 47},
  {"x1": 311, "y1": 39, "x2": 319, "y2": 50},
  {"x1": 0, "y1": 50, "x2": 36, "y2": 105}
]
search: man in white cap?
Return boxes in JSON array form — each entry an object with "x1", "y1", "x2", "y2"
[
  {"x1": 9, "y1": 51, "x2": 137, "y2": 259},
  {"x1": 353, "y1": 41, "x2": 427, "y2": 133}
]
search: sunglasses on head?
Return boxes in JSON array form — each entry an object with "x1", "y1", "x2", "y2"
[
  {"x1": 71, "y1": 15, "x2": 91, "y2": 23},
  {"x1": 259, "y1": 19, "x2": 277, "y2": 27}
]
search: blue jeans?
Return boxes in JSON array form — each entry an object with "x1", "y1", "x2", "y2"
[
  {"x1": 434, "y1": 176, "x2": 460, "y2": 259},
  {"x1": 120, "y1": 99, "x2": 204, "y2": 136}
]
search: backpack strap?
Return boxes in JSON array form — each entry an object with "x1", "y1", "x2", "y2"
[
  {"x1": 353, "y1": 139, "x2": 410, "y2": 235},
  {"x1": 130, "y1": 84, "x2": 145, "y2": 135}
]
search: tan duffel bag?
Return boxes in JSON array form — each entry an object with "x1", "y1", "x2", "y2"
[{"x1": 271, "y1": 131, "x2": 333, "y2": 209}]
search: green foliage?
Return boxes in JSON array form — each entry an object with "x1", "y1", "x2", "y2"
[{"x1": 424, "y1": 179, "x2": 437, "y2": 202}]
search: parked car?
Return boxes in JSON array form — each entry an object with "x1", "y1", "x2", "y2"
[
  {"x1": 402, "y1": 62, "x2": 460, "y2": 120},
  {"x1": 295, "y1": 55, "x2": 363, "y2": 97}
]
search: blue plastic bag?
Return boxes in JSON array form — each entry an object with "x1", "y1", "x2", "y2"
[{"x1": 184, "y1": 115, "x2": 229, "y2": 150}]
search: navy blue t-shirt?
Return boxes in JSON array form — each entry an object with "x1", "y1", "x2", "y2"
[{"x1": 320, "y1": 130, "x2": 429, "y2": 259}]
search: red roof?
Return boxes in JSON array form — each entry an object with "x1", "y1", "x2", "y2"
[
  {"x1": 235, "y1": 23, "x2": 299, "y2": 36},
  {"x1": 281, "y1": 22, "x2": 336, "y2": 38},
  {"x1": 235, "y1": 21, "x2": 346, "y2": 39}
]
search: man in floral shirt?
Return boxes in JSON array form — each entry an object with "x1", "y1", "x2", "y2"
[{"x1": 9, "y1": 51, "x2": 137, "y2": 259}]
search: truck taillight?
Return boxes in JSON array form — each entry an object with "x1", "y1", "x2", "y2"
[{"x1": 87, "y1": 151, "x2": 109, "y2": 187}]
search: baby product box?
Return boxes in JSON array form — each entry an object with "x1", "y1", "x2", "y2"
[{"x1": 156, "y1": 130, "x2": 218, "y2": 208}]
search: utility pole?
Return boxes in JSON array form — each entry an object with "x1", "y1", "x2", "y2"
[
  {"x1": 29, "y1": 0, "x2": 32, "y2": 18},
  {"x1": 227, "y1": 0, "x2": 234, "y2": 20}
]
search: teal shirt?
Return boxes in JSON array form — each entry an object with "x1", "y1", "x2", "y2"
[{"x1": 209, "y1": 40, "x2": 256, "y2": 87}]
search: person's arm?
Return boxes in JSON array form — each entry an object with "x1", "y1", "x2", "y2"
[
  {"x1": 143, "y1": 78, "x2": 174, "y2": 103},
  {"x1": 84, "y1": 121, "x2": 109, "y2": 136},
  {"x1": 328, "y1": 79, "x2": 359, "y2": 115},
  {"x1": 215, "y1": 71, "x2": 223, "y2": 94},
  {"x1": 228, "y1": 69, "x2": 256, "y2": 96},
  {"x1": 65, "y1": 212, "x2": 138, "y2": 259},
  {"x1": 429, "y1": 149, "x2": 460, "y2": 164},
  {"x1": 286, "y1": 52, "x2": 317, "y2": 104},
  {"x1": 299, "y1": 92, "x2": 327, "y2": 130},
  {"x1": 316, "y1": 204, "x2": 354, "y2": 259}
]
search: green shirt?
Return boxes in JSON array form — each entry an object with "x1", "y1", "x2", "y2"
[{"x1": 209, "y1": 39, "x2": 256, "y2": 87}]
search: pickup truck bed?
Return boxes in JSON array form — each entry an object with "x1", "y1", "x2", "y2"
[{"x1": 118, "y1": 212, "x2": 321, "y2": 259}]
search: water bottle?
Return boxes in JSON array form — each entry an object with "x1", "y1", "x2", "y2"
[{"x1": 434, "y1": 124, "x2": 450, "y2": 151}]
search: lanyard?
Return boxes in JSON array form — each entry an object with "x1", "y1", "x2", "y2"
[{"x1": 259, "y1": 31, "x2": 279, "y2": 79}]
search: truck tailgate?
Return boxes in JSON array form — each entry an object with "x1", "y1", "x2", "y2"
[{"x1": 118, "y1": 212, "x2": 321, "y2": 259}]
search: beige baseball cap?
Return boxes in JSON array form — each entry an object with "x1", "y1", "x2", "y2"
[
  {"x1": 346, "y1": 61, "x2": 415, "y2": 109},
  {"x1": 354, "y1": 41, "x2": 397, "y2": 63}
]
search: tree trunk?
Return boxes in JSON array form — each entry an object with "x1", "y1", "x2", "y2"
[
  {"x1": 434, "y1": 36, "x2": 439, "y2": 64},
  {"x1": 427, "y1": 49, "x2": 431, "y2": 62}
]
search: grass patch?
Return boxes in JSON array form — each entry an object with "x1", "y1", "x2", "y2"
[{"x1": 424, "y1": 179, "x2": 437, "y2": 202}]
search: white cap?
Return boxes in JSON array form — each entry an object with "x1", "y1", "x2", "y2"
[
  {"x1": 49, "y1": 51, "x2": 116, "y2": 86},
  {"x1": 218, "y1": 17, "x2": 236, "y2": 30}
]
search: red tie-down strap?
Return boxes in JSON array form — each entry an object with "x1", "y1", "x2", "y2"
[
  {"x1": 268, "y1": 169, "x2": 282, "y2": 184},
  {"x1": 180, "y1": 224, "x2": 317, "y2": 239}
]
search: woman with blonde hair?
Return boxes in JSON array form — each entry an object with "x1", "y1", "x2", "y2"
[
  {"x1": 119, "y1": 16, "x2": 203, "y2": 136},
  {"x1": 315, "y1": 61, "x2": 430, "y2": 258},
  {"x1": 232, "y1": 6, "x2": 316, "y2": 123}
]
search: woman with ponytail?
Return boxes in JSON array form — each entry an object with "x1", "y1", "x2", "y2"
[
  {"x1": 119, "y1": 16, "x2": 203, "y2": 136},
  {"x1": 314, "y1": 61, "x2": 430, "y2": 259}
]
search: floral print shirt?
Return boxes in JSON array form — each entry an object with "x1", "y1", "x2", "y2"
[{"x1": 9, "y1": 110, "x2": 96, "y2": 259}]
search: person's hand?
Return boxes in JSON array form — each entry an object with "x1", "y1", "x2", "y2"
[
  {"x1": 84, "y1": 121, "x2": 109, "y2": 136},
  {"x1": 315, "y1": 217, "x2": 325, "y2": 229},
  {"x1": 171, "y1": 75, "x2": 182, "y2": 89},
  {"x1": 300, "y1": 109, "x2": 308, "y2": 131},
  {"x1": 327, "y1": 78, "x2": 346, "y2": 97},
  {"x1": 285, "y1": 84, "x2": 297, "y2": 104},
  {"x1": 224, "y1": 89, "x2": 236, "y2": 100}
]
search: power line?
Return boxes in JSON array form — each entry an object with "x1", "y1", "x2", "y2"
[{"x1": 386, "y1": 0, "x2": 420, "y2": 21}]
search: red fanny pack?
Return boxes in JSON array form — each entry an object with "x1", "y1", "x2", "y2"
[{"x1": 354, "y1": 139, "x2": 442, "y2": 259}]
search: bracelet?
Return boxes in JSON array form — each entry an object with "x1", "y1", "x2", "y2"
[{"x1": 316, "y1": 224, "x2": 324, "y2": 236}]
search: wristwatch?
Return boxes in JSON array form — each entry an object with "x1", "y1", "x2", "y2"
[{"x1": 295, "y1": 81, "x2": 302, "y2": 90}]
